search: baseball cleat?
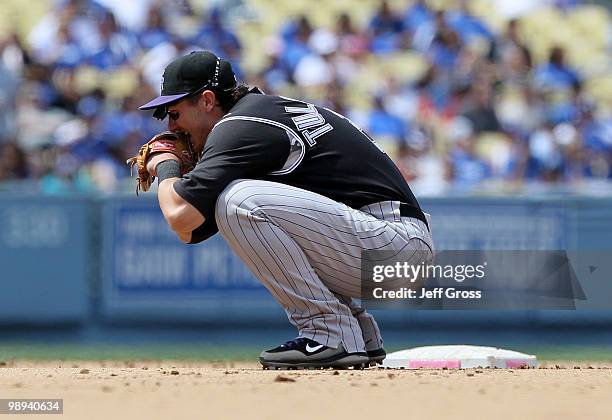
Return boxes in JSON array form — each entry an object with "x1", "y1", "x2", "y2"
[
  {"x1": 366, "y1": 348, "x2": 387, "y2": 366},
  {"x1": 259, "y1": 338, "x2": 369, "y2": 370}
]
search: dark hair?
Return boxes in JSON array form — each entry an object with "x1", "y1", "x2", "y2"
[
  {"x1": 215, "y1": 83, "x2": 251, "y2": 113},
  {"x1": 188, "y1": 82, "x2": 250, "y2": 113},
  {"x1": 549, "y1": 46, "x2": 564, "y2": 66}
]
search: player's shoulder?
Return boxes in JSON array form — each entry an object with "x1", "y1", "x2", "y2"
[
  {"x1": 208, "y1": 109, "x2": 289, "y2": 147},
  {"x1": 210, "y1": 92, "x2": 292, "y2": 135}
]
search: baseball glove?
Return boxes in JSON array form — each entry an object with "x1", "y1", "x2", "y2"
[{"x1": 126, "y1": 131, "x2": 196, "y2": 195}]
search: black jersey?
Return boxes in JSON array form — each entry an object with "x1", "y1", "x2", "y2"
[{"x1": 174, "y1": 88, "x2": 425, "y2": 242}]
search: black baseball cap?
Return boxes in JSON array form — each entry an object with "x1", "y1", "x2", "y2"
[{"x1": 139, "y1": 50, "x2": 237, "y2": 114}]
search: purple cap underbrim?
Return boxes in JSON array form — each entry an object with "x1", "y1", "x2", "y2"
[{"x1": 139, "y1": 92, "x2": 191, "y2": 110}]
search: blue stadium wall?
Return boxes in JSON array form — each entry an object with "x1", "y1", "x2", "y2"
[{"x1": 1, "y1": 194, "x2": 612, "y2": 330}]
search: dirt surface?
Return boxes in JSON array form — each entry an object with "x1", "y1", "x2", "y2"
[{"x1": 1, "y1": 360, "x2": 612, "y2": 420}]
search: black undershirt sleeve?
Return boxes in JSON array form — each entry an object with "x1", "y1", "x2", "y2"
[{"x1": 173, "y1": 120, "x2": 290, "y2": 243}]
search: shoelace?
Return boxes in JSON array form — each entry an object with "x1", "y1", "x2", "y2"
[{"x1": 280, "y1": 337, "x2": 309, "y2": 349}]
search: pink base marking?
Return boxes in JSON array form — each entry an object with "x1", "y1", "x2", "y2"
[
  {"x1": 505, "y1": 359, "x2": 531, "y2": 368},
  {"x1": 407, "y1": 359, "x2": 462, "y2": 369}
]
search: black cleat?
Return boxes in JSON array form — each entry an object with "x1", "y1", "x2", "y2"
[
  {"x1": 259, "y1": 338, "x2": 369, "y2": 370},
  {"x1": 367, "y1": 348, "x2": 386, "y2": 366}
]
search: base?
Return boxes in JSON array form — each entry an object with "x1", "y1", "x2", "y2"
[{"x1": 380, "y1": 345, "x2": 538, "y2": 369}]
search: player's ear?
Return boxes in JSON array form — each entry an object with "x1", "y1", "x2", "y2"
[{"x1": 201, "y1": 90, "x2": 217, "y2": 112}]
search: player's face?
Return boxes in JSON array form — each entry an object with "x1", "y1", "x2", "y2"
[
  {"x1": 166, "y1": 100, "x2": 207, "y2": 154},
  {"x1": 166, "y1": 92, "x2": 219, "y2": 154}
]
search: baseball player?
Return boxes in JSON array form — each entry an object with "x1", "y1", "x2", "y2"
[{"x1": 135, "y1": 51, "x2": 434, "y2": 369}]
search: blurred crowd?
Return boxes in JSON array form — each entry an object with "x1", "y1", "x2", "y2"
[{"x1": 0, "y1": 0, "x2": 611, "y2": 195}]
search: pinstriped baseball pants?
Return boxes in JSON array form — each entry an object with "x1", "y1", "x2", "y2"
[{"x1": 215, "y1": 179, "x2": 434, "y2": 354}]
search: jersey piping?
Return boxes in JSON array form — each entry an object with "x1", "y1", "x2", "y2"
[{"x1": 213, "y1": 115, "x2": 306, "y2": 175}]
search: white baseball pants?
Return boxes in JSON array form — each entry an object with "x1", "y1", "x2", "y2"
[{"x1": 215, "y1": 180, "x2": 434, "y2": 353}]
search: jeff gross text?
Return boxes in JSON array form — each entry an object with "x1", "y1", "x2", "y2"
[{"x1": 370, "y1": 262, "x2": 486, "y2": 300}]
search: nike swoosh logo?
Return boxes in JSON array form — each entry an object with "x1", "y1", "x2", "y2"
[{"x1": 305, "y1": 343, "x2": 324, "y2": 353}]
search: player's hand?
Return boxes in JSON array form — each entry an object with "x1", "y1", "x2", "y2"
[{"x1": 126, "y1": 131, "x2": 197, "y2": 195}]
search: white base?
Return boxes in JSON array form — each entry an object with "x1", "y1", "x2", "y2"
[{"x1": 380, "y1": 345, "x2": 538, "y2": 369}]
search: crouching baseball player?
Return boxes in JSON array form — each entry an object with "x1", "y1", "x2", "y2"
[{"x1": 131, "y1": 51, "x2": 434, "y2": 369}]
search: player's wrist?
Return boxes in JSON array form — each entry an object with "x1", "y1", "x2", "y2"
[
  {"x1": 156, "y1": 159, "x2": 182, "y2": 183},
  {"x1": 146, "y1": 153, "x2": 180, "y2": 176}
]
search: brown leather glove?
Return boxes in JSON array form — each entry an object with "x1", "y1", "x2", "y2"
[{"x1": 126, "y1": 131, "x2": 196, "y2": 195}]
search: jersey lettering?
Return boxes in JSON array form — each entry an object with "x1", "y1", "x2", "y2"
[{"x1": 285, "y1": 104, "x2": 333, "y2": 146}]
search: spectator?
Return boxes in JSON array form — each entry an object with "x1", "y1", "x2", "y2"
[
  {"x1": 446, "y1": 0, "x2": 493, "y2": 44},
  {"x1": 381, "y1": 76, "x2": 420, "y2": 126},
  {"x1": 368, "y1": 0, "x2": 404, "y2": 35},
  {"x1": 527, "y1": 123, "x2": 565, "y2": 182},
  {"x1": 533, "y1": 46, "x2": 581, "y2": 92},
  {"x1": 461, "y1": 79, "x2": 501, "y2": 133},
  {"x1": 0, "y1": 57, "x2": 19, "y2": 142},
  {"x1": 1, "y1": 33, "x2": 29, "y2": 78},
  {"x1": 293, "y1": 29, "x2": 338, "y2": 88},
  {"x1": 367, "y1": 96, "x2": 407, "y2": 150},
  {"x1": 0, "y1": 141, "x2": 28, "y2": 180},
  {"x1": 335, "y1": 13, "x2": 368, "y2": 58},
  {"x1": 52, "y1": 21, "x2": 87, "y2": 69},
  {"x1": 260, "y1": 52, "x2": 291, "y2": 92},
  {"x1": 448, "y1": 119, "x2": 492, "y2": 188},
  {"x1": 368, "y1": 0, "x2": 406, "y2": 53},
  {"x1": 395, "y1": 130, "x2": 450, "y2": 195},
  {"x1": 137, "y1": 4, "x2": 172, "y2": 50},
  {"x1": 87, "y1": 11, "x2": 138, "y2": 69},
  {"x1": 191, "y1": 7, "x2": 242, "y2": 61},
  {"x1": 28, "y1": 0, "x2": 77, "y2": 64},
  {"x1": 403, "y1": 0, "x2": 434, "y2": 35},
  {"x1": 428, "y1": 25, "x2": 462, "y2": 71},
  {"x1": 580, "y1": 106, "x2": 612, "y2": 156},
  {"x1": 279, "y1": 16, "x2": 313, "y2": 74},
  {"x1": 412, "y1": 9, "x2": 447, "y2": 52},
  {"x1": 15, "y1": 81, "x2": 73, "y2": 151},
  {"x1": 494, "y1": 19, "x2": 532, "y2": 87}
]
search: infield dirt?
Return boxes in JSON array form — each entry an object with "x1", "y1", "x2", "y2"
[{"x1": 1, "y1": 360, "x2": 611, "y2": 420}]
